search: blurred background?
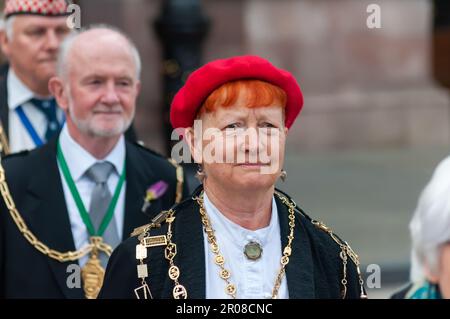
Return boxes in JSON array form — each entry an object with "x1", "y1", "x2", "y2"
[{"x1": 2, "y1": 0, "x2": 449, "y2": 298}]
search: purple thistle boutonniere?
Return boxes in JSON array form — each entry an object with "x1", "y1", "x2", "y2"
[{"x1": 141, "y1": 180, "x2": 169, "y2": 212}]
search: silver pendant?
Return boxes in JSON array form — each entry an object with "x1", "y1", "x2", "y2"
[{"x1": 244, "y1": 241, "x2": 263, "y2": 260}]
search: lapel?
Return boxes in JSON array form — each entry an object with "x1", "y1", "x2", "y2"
[
  {"x1": 161, "y1": 187, "x2": 206, "y2": 299},
  {"x1": 23, "y1": 138, "x2": 84, "y2": 298},
  {"x1": 122, "y1": 142, "x2": 162, "y2": 239},
  {"x1": 276, "y1": 194, "x2": 316, "y2": 298},
  {"x1": 0, "y1": 65, "x2": 9, "y2": 139}
]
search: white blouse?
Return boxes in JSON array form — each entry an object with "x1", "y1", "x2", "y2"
[{"x1": 203, "y1": 192, "x2": 289, "y2": 299}]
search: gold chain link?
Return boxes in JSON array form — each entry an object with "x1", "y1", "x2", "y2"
[
  {"x1": 164, "y1": 210, "x2": 188, "y2": 299},
  {"x1": 194, "y1": 191, "x2": 296, "y2": 299},
  {"x1": 311, "y1": 219, "x2": 367, "y2": 299},
  {"x1": 168, "y1": 159, "x2": 184, "y2": 204},
  {"x1": 271, "y1": 192, "x2": 297, "y2": 298},
  {"x1": 0, "y1": 162, "x2": 112, "y2": 262},
  {"x1": 0, "y1": 124, "x2": 10, "y2": 156}
]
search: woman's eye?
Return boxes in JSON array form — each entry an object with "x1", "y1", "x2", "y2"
[
  {"x1": 261, "y1": 122, "x2": 276, "y2": 128},
  {"x1": 224, "y1": 123, "x2": 240, "y2": 129}
]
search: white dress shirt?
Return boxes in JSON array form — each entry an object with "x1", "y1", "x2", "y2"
[
  {"x1": 58, "y1": 125, "x2": 126, "y2": 267},
  {"x1": 7, "y1": 69, "x2": 64, "y2": 153},
  {"x1": 203, "y1": 192, "x2": 289, "y2": 299}
]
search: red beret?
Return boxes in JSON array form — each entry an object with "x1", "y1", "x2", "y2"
[
  {"x1": 170, "y1": 55, "x2": 303, "y2": 129},
  {"x1": 4, "y1": 0, "x2": 69, "y2": 18}
]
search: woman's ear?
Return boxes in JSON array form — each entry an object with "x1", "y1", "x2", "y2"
[
  {"x1": 184, "y1": 127, "x2": 202, "y2": 164},
  {"x1": 424, "y1": 262, "x2": 439, "y2": 284}
]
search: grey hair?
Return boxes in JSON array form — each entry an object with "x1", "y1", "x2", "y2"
[
  {"x1": 57, "y1": 24, "x2": 142, "y2": 80},
  {"x1": 409, "y1": 156, "x2": 450, "y2": 282},
  {"x1": 0, "y1": 15, "x2": 15, "y2": 40}
]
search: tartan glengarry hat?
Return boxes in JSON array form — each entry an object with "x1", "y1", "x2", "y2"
[
  {"x1": 3, "y1": 0, "x2": 70, "y2": 18},
  {"x1": 170, "y1": 55, "x2": 304, "y2": 130}
]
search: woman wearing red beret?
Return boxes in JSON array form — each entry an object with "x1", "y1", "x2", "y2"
[{"x1": 99, "y1": 56, "x2": 367, "y2": 299}]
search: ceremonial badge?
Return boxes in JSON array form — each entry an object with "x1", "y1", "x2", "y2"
[
  {"x1": 244, "y1": 241, "x2": 263, "y2": 260},
  {"x1": 81, "y1": 252, "x2": 105, "y2": 299}
]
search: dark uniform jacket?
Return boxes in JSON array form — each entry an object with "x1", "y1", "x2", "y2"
[
  {"x1": 0, "y1": 136, "x2": 187, "y2": 298},
  {"x1": 99, "y1": 186, "x2": 366, "y2": 299}
]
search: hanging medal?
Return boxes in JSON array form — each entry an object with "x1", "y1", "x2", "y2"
[{"x1": 57, "y1": 141, "x2": 126, "y2": 299}]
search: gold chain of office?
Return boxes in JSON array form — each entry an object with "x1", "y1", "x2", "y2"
[
  {"x1": 194, "y1": 191, "x2": 296, "y2": 299},
  {"x1": 0, "y1": 163, "x2": 112, "y2": 262},
  {"x1": 0, "y1": 125, "x2": 11, "y2": 156},
  {"x1": 0, "y1": 159, "x2": 184, "y2": 263}
]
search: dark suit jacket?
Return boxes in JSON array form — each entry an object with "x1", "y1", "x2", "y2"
[
  {"x1": 0, "y1": 64, "x2": 137, "y2": 155},
  {"x1": 0, "y1": 136, "x2": 187, "y2": 298},
  {"x1": 99, "y1": 186, "x2": 365, "y2": 299}
]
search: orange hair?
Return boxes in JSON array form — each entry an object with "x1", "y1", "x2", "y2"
[{"x1": 198, "y1": 79, "x2": 287, "y2": 115}]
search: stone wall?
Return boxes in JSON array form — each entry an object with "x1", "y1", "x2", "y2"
[{"x1": 76, "y1": 0, "x2": 450, "y2": 153}]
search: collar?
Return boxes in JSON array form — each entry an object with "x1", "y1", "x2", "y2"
[
  {"x1": 7, "y1": 68, "x2": 36, "y2": 110},
  {"x1": 58, "y1": 125, "x2": 125, "y2": 182},
  {"x1": 203, "y1": 191, "x2": 278, "y2": 248},
  {"x1": 406, "y1": 280, "x2": 443, "y2": 299}
]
